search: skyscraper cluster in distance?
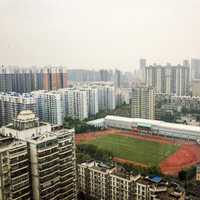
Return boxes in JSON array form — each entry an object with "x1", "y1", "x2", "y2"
[
  {"x1": 130, "y1": 58, "x2": 200, "y2": 121},
  {"x1": 0, "y1": 65, "x2": 68, "y2": 93}
]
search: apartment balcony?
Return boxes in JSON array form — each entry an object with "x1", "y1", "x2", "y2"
[
  {"x1": 10, "y1": 158, "x2": 28, "y2": 167},
  {"x1": 10, "y1": 154, "x2": 28, "y2": 163},
  {"x1": 59, "y1": 148, "x2": 72, "y2": 155},
  {"x1": 41, "y1": 181, "x2": 60, "y2": 195},
  {"x1": 10, "y1": 151, "x2": 27, "y2": 159},
  {"x1": 40, "y1": 172, "x2": 59, "y2": 183},
  {"x1": 13, "y1": 192, "x2": 31, "y2": 200},
  {"x1": 37, "y1": 145, "x2": 58, "y2": 153},
  {"x1": 12, "y1": 173, "x2": 29, "y2": 185},
  {"x1": 38, "y1": 150, "x2": 58, "y2": 159},
  {"x1": 12, "y1": 186, "x2": 30, "y2": 200},
  {"x1": 38, "y1": 154, "x2": 59, "y2": 164},
  {"x1": 60, "y1": 176, "x2": 75, "y2": 185},
  {"x1": 40, "y1": 167, "x2": 59, "y2": 178},
  {"x1": 11, "y1": 167, "x2": 29, "y2": 178},
  {"x1": 41, "y1": 188, "x2": 60, "y2": 200},
  {"x1": 59, "y1": 168, "x2": 74, "y2": 177},
  {"x1": 40, "y1": 160, "x2": 59, "y2": 170}
]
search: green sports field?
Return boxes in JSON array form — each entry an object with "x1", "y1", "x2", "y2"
[{"x1": 86, "y1": 134, "x2": 179, "y2": 166}]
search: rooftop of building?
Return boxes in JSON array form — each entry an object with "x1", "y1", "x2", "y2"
[
  {"x1": 16, "y1": 110, "x2": 36, "y2": 121},
  {"x1": 111, "y1": 169, "x2": 141, "y2": 181},
  {"x1": 5, "y1": 110, "x2": 49, "y2": 131},
  {"x1": 156, "y1": 182, "x2": 185, "y2": 199},
  {"x1": 137, "y1": 176, "x2": 168, "y2": 187},
  {"x1": 105, "y1": 115, "x2": 200, "y2": 133},
  {"x1": 28, "y1": 132, "x2": 57, "y2": 144},
  {"x1": 0, "y1": 135, "x2": 26, "y2": 152},
  {"x1": 87, "y1": 118, "x2": 105, "y2": 124},
  {"x1": 80, "y1": 160, "x2": 115, "y2": 173}
]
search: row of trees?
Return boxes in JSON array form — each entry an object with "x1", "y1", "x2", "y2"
[
  {"x1": 63, "y1": 117, "x2": 103, "y2": 133},
  {"x1": 76, "y1": 144, "x2": 113, "y2": 163}
]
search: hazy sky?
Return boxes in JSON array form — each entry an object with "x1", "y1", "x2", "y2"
[{"x1": 0, "y1": 0, "x2": 200, "y2": 70}]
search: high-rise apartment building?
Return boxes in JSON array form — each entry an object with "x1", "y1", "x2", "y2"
[
  {"x1": 0, "y1": 92, "x2": 36, "y2": 126},
  {"x1": 139, "y1": 58, "x2": 146, "y2": 82},
  {"x1": 65, "y1": 89, "x2": 88, "y2": 120},
  {"x1": 114, "y1": 69, "x2": 122, "y2": 89},
  {"x1": 131, "y1": 87, "x2": 155, "y2": 119},
  {"x1": 145, "y1": 64, "x2": 189, "y2": 96},
  {"x1": 1, "y1": 110, "x2": 77, "y2": 200},
  {"x1": 42, "y1": 67, "x2": 68, "y2": 90},
  {"x1": 99, "y1": 70, "x2": 113, "y2": 82},
  {"x1": 191, "y1": 58, "x2": 200, "y2": 80},
  {"x1": 83, "y1": 87, "x2": 99, "y2": 116},
  {"x1": 33, "y1": 91, "x2": 63, "y2": 125},
  {"x1": 97, "y1": 85, "x2": 116, "y2": 111},
  {"x1": 0, "y1": 136, "x2": 31, "y2": 200}
]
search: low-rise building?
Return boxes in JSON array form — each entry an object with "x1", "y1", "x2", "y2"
[
  {"x1": 78, "y1": 161, "x2": 185, "y2": 200},
  {"x1": 105, "y1": 115, "x2": 200, "y2": 141}
]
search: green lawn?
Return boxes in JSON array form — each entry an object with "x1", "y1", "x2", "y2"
[{"x1": 86, "y1": 135, "x2": 179, "y2": 166}]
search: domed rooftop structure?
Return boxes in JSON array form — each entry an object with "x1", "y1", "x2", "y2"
[
  {"x1": 17, "y1": 110, "x2": 36, "y2": 121},
  {"x1": 13, "y1": 110, "x2": 39, "y2": 130}
]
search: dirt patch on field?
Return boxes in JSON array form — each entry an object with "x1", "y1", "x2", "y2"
[{"x1": 160, "y1": 144, "x2": 200, "y2": 176}]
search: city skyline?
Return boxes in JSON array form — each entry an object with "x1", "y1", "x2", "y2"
[{"x1": 0, "y1": 0, "x2": 200, "y2": 70}]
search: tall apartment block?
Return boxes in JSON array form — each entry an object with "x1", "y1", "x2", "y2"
[
  {"x1": 33, "y1": 90, "x2": 63, "y2": 125},
  {"x1": 191, "y1": 58, "x2": 200, "y2": 81},
  {"x1": 78, "y1": 161, "x2": 185, "y2": 200},
  {"x1": 41, "y1": 67, "x2": 68, "y2": 90},
  {"x1": 131, "y1": 87, "x2": 155, "y2": 119},
  {"x1": 65, "y1": 89, "x2": 89, "y2": 120},
  {"x1": 1, "y1": 110, "x2": 77, "y2": 200},
  {"x1": 0, "y1": 92, "x2": 36, "y2": 126},
  {"x1": 145, "y1": 64, "x2": 190, "y2": 96},
  {"x1": 0, "y1": 136, "x2": 31, "y2": 200},
  {"x1": 97, "y1": 85, "x2": 116, "y2": 111},
  {"x1": 139, "y1": 58, "x2": 146, "y2": 83}
]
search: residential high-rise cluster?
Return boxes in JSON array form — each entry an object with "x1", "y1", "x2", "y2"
[
  {"x1": 32, "y1": 83, "x2": 115, "y2": 124},
  {"x1": 78, "y1": 161, "x2": 185, "y2": 200},
  {"x1": 0, "y1": 83, "x2": 116, "y2": 127},
  {"x1": 0, "y1": 110, "x2": 77, "y2": 200},
  {"x1": 0, "y1": 65, "x2": 68, "y2": 93},
  {"x1": 131, "y1": 87, "x2": 155, "y2": 119},
  {"x1": 145, "y1": 64, "x2": 190, "y2": 96}
]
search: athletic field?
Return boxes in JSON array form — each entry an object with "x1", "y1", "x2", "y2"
[{"x1": 86, "y1": 134, "x2": 179, "y2": 166}]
